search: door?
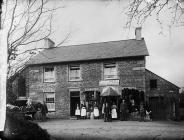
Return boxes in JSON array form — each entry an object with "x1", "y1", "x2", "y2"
[
  {"x1": 70, "y1": 91, "x2": 80, "y2": 116},
  {"x1": 149, "y1": 97, "x2": 165, "y2": 120}
]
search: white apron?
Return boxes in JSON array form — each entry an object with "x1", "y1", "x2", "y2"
[
  {"x1": 111, "y1": 108, "x2": 117, "y2": 119},
  {"x1": 75, "y1": 108, "x2": 80, "y2": 116},
  {"x1": 94, "y1": 107, "x2": 99, "y2": 117},
  {"x1": 81, "y1": 107, "x2": 87, "y2": 117}
]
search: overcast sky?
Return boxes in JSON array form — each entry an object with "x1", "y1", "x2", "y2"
[
  {"x1": 45, "y1": 0, "x2": 184, "y2": 87},
  {"x1": 5, "y1": 0, "x2": 184, "y2": 87}
]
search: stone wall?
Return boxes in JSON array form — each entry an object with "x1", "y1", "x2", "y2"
[
  {"x1": 27, "y1": 57, "x2": 146, "y2": 118},
  {"x1": 145, "y1": 69, "x2": 180, "y2": 120}
]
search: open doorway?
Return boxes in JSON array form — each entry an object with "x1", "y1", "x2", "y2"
[{"x1": 70, "y1": 91, "x2": 80, "y2": 116}]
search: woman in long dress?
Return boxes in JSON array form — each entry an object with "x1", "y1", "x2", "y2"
[
  {"x1": 75, "y1": 104, "x2": 80, "y2": 119},
  {"x1": 81, "y1": 105, "x2": 87, "y2": 119},
  {"x1": 94, "y1": 106, "x2": 99, "y2": 119},
  {"x1": 111, "y1": 103, "x2": 117, "y2": 119}
]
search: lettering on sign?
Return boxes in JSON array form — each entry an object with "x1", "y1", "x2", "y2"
[{"x1": 99, "y1": 80, "x2": 119, "y2": 86}]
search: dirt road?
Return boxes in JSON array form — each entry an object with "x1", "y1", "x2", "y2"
[{"x1": 38, "y1": 119, "x2": 184, "y2": 140}]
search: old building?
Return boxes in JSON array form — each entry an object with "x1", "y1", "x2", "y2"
[
  {"x1": 145, "y1": 69, "x2": 180, "y2": 120},
  {"x1": 12, "y1": 28, "x2": 180, "y2": 120}
]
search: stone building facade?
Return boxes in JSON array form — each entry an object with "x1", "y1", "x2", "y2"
[
  {"x1": 27, "y1": 56, "x2": 146, "y2": 118},
  {"x1": 145, "y1": 69, "x2": 180, "y2": 120},
  {"x1": 12, "y1": 28, "x2": 180, "y2": 120}
]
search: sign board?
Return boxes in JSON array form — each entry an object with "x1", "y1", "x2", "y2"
[
  {"x1": 132, "y1": 67, "x2": 145, "y2": 71},
  {"x1": 99, "y1": 80, "x2": 119, "y2": 86}
]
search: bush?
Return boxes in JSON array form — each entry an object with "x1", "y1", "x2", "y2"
[{"x1": 0, "y1": 113, "x2": 50, "y2": 140}]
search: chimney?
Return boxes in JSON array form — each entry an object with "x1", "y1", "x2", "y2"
[
  {"x1": 44, "y1": 38, "x2": 55, "y2": 49},
  {"x1": 135, "y1": 27, "x2": 142, "y2": 40}
]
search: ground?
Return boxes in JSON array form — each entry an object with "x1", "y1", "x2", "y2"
[{"x1": 38, "y1": 119, "x2": 184, "y2": 140}]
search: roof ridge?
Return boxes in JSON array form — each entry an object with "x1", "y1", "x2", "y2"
[
  {"x1": 48, "y1": 38, "x2": 144, "y2": 49},
  {"x1": 145, "y1": 69, "x2": 180, "y2": 89}
]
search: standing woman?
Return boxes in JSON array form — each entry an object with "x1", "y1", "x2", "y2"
[
  {"x1": 93, "y1": 102, "x2": 99, "y2": 119},
  {"x1": 111, "y1": 102, "x2": 117, "y2": 120},
  {"x1": 75, "y1": 104, "x2": 80, "y2": 119},
  {"x1": 81, "y1": 104, "x2": 87, "y2": 119}
]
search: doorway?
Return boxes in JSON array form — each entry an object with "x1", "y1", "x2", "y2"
[
  {"x1": 70, "y1": 91, "x2": 80, "y2": 116},
  {"x1": 149, "y1": 97, "x2": 165, "y2": 120}
]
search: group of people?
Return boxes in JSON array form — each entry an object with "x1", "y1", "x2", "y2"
[
  {"x1": 119, "y1": 99, "x2": 152, "y2": 121},
  {"x1": 75, "y1": 98, "x2": 152, "y2": 122},
  {"x1": 75, "y1": 103, "x2": 100, "y2": 119},
  {"x1": 26, "y1": 98, "x2": 48, "y2": 121},
  {"x1": 102, "y1": 102, "x2": 118, "y2": 122}
]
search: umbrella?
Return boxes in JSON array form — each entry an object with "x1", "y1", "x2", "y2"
[{"x1": 101, "y1": 86, "x2": 121, "y2": 96}]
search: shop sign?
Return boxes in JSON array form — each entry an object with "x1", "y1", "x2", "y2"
[{"x1": 99, "y1": 80, "x2": 119, "y2": 86}]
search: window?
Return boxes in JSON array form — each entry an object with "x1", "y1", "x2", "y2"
[
  {"x1": 150, "y1": 79, "x2": 157, "y2": 89},
  {"x1": 104, "y1": 63, "x2": 117, "y2": 79},
  {"x1": 45, "y1": 92, "x2": 55, "y2": 111},
  {"x1": 44, "y1": 67, "x2": 55, "y2": 82},
  {"x1": 69, "y1": 65, "x2": 81, "y2": 81}
]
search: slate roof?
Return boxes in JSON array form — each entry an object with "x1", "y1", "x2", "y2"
[
  {"x1": 145, "y1": 69, "x2": 180, "y2": 89},
  {"x1": 27, "y1": 39, "x2": 149, "y2": 65}
]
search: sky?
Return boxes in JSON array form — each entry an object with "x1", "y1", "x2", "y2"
[
  {"x1": 46, "y1": 0, "x2": 184, "y2": 87},
  {"x1": 4, "y1": 0, "x2": 184, "y2": 87}
]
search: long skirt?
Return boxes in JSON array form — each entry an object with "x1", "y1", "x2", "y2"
[
  {"x1": 94, "y1": 108, "x2": 99, "y2": 117},
  {"x1": 111, "y1": 108, "x2": 117, "y2": 119},
  {"x1": 75, "y1": 109, "x2": 80, "y2": 116},
  {"x1": 81, "y1": 108, "x2": 87, "y2": 117}
]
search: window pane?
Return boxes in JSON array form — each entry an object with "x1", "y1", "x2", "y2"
[
  {"x1": 104, "y1": 63, "x2": 117, "y2": 79},
  {"x1": 69, "y1": 65, "x2": 80, "y2": 80},
  {"x1": 45, "y1": 92, "x2": 55, "y2": 111},
  {"x1": 150, "y1": 79, "x2": 157, "y2": 89},
  {"x1": 44, "y1": 67, "x2": 55, "y2": 82}
]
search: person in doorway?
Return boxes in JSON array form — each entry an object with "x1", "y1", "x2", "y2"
[
  {"x1": 111, "y1": 102, "x2": 117, "y2": 120},
  {"x1": 75, "y1": 104, "x2": 80, "y2": 119}
]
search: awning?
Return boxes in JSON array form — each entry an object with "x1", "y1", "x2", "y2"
[{"x1": 101, "y1": 86, "x2": 121, "y2": 96}]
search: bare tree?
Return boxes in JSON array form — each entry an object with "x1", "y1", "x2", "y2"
[
  {"x1": 2, "y1": 0, "x2": 67, "y2": 77},
  {"x1": 126, "y1": 0, "x2": 184, "y2": 28}
]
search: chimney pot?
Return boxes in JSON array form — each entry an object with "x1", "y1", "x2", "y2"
[
  {"x1": 44, "y1": 38, "x2": 55, "y2": 49},
  {"x1": 135, "y1": 27, "x2": 142, "y2": 40}
]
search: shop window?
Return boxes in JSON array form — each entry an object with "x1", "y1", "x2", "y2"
[
  {"x1": 69, "y1": 65, "x2": 81, "y2": 81},
  {"x1": 150, "y1": 79, "x2": 157, "y2": 89},
  {"x1": 45, "y1": 92, "x2": 55, "y2": 111},
  {"x1": 44, "y1": 67, "x2": 55, "y2": 82},
  {"x1": 104, "y1": 63, "x2": 117, "y2": 79}
]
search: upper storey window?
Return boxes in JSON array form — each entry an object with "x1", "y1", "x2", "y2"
[
  {"x1": 150, "y1": 79, "x2": 157, "y2": 89},
  {"x1": 44, "y1": 67, "x2": 55, "y2": 82},
  {"x1": 104, "y1": 63, "x2": 117, "y2": 80},
  {"x1": 69, "y1": 65, "x2": 81, "y2": 81}
]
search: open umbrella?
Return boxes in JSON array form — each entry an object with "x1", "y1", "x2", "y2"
[{"x1": 101, "y1": 86, "x2": 121, "y2": 96}]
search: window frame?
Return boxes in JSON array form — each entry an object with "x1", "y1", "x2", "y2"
[
  {"x1": 68, "y1": 64, "x2": 81, "y2": 81},
  {"x1": 43, "y1": 66, "x2": 55, "y2": 83},
  {"x1": 103, "y1": 62, "x2": 118, "y2": 80},
  {"x1": 150, "y1": 79, "x2": 157, "y2": 90},
  {"x1": 45, "y1": 92, "x2": 55, "y2": 112}
]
